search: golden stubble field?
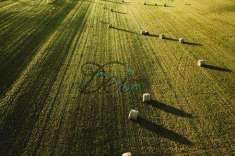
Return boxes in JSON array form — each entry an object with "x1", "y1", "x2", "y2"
[{"x1": 0, "y1": 0, "x2": 234, "y2": 155}]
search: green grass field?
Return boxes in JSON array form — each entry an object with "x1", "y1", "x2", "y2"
[{"x1": 0, "y1": 0, "x2": 234, "y2": 155}]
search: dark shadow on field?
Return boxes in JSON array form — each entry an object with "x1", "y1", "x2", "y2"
[
  {"x1": 144, "y1": 3, "x2": 157, "y2": 6},
  {"x1": 154, "y1": 4, "x2": 175, "y2": 7},
  {"x1": 0, "y1": 1, "x2": 89, "y2": 154},
  {"x1": 111, "y1": 10, "x2": 127, "y2": 14},
  {"x1": 183, "y1": 41, "x2": 202, "y2": 46},
  {"x1": 111, "y1": 27, "x2": 139, "y2": 35},
  {"x1": 144, "y1": 3, "x2": 174, "y2": 7},
  {"x1": 164, "y1": 37, "x2": 178, "y2": 41},
  {"x1": 110, "y1": 26, "x2": 159, "y2": 38},
  {"x1": 163, "y1": 37, "x2": 202, "y2": 46},
  {"x1": 135, "y1": 117, "x2": 193, "y2": 145},
  {"x1": 140, "y1": 33, "x2": 159, "y2": 38},
  {"x1": 146, "y1": 100, "x2": 193, "y2": 118},
  {"x1": 202, "y1": 64, "x2": 232, "y2": 72},
  {"x1": 0, "y1": 3, "x2": 79, "y2": 97},
  {"x1": 0, "y1": 4, "x2": 78, "y2": 97}
]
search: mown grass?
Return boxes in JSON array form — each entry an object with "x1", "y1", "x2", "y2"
[
  {"x1": 0, "y1": 0, "x2": 234, "y2": 155},
  {"x1": 0, "y1": 0, "x2": 80, "y2": 97}
]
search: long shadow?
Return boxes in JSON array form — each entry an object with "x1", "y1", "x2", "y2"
[
  {"x1": 164, "y1": 37, "x2": 178, "y2": 41},
  {"x1": 147, "y1": 100, "x2": 193, "y2": 118},
  {"x1": 144, "y1": 3, "x2": 157, "y2": 6},
  {"x1": 111, "y1": 27, "x2": 159, "y2": 38},
  {"x1": 136, "y1": 117, "x2": 193, "y2": 145},
  {"x1": 0, "y1": 2, "x2": 79, "y2": 98},
  {"x1": 111, "y1": 27, "x2": 139, "y2": 35},
  {"x1": 183, "y1": 41, "x2": 203, "y2": 46},
  {"x1": 202, "y1": 64, "x2": 232, "y2": 72},
  {"x1": 111, "y1": 10, "x2": 127, "y2": 14},
  {"x1": 0, "y1": 1, "x2": 90, "y2": 154},
  {"x1": 109, "y1": 26, "x2": 160, "y2": 38},
  {"x1": 164, "y1": 37, "x2": 202, "y2": 46},
  {"x1": 155, "y1": 4, "x2": 175, "y2": 7},
  {"x1": 144, "y1": 4, "x2": 174, "y2": 7},
  {"x1": 139, "y1": 33, "x2": 159, "y2": 38}
]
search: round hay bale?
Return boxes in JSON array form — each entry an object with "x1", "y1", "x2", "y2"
[
  {"x1": 155, "y1": 3, "x2": 158, "y2": 6},
  {"x1": 159, "y1": 33, "x2": 165, "y2": 39},
  {"x1": 122, "y1": 152, "x2": 132, "y2": 156},
  {"x1": 163, "y1": 3, "x2": 167, "y2": 7},
  {"x1": 197, "y1": 59, "x2": 205, "y2": 67},
  {"x1": 144, "y1": 2, "x2": 146, "y2": 5},
  {"x1": 128, "y1": 109, "x2": 139, "y2": 120},
  {"x1": 140, "y1": 30, "x2": 149, "y2": 35},
  {"x1": 110, "y1": 8, "x2": 114, "y2": 12},
  {"x1": 179, "y1": 38, "x2": 185, "y2": 43},
  {"x1": 143, "y1": 93, "x2": 151, "y2": 102}
]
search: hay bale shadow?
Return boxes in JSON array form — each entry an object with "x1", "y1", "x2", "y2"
[
  {"x1": 110, "y1": 26, "x2": 158, "y2": 37},
  {"x1": 111, "y1": 10, "x2": 127, "y2": 14},
  {"x1": 135, "y1": 117, "x2": 193, "y2": 145},
  {"x1": 140, "y1": 32, "x2": 159, "y2": 37},
  {"x1": 111, "y1": 27, "x2": 139, "y2": 35},
  {"x1": 144, "y1": 3, "x2": 174, "y2": 7},
  {"x1": 163, "y1": 37, "x2": 202, "y2": 46},
  {"x1": 164, "y1": 37, "x2": 178, "y2": 41},
  {"x1": 146, "y1": 100, "x2": 193, "y2": 118},
  {"x1": 183, "y1": 41, "x2": 203, "y2": 46},
  {"x1": 157, "y1": 4, "x2": 175, "y2": 7},
  {"x1": 202, "y1": 64, "x2": 232, "y2": 72},
  {"x1": 144, "y1": 3, "x2": 156, "y2": 6}
]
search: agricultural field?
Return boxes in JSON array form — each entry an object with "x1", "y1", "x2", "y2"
[{"x1": 0, "y1": 0, "x2": 234, "y2": 155}]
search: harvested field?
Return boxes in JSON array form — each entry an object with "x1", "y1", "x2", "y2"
[{"x1": 0, "y1": 0, "x2": 234, "y2": 155}]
